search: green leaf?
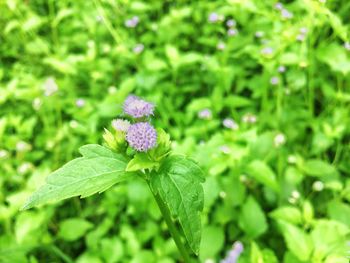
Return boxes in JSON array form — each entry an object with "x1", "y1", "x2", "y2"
[
  {"x1": 269, "y1": 206, "x2": 302, "y2": 225},
  {"x1": 251, "y1": 241, "x2": 264, "y2": 263},
  {"x1": 246, "y1": 160, "x2": 279, "y2": 192},
  {"x1": 59, "y1": 218, "x2": 93, "y2": 241},
  {"x1": 22, "y1": 144, "x2": 131, "y2": 210},
  {"x1": 239, "y1": 196, "x2": 268, "y2": 238},
  {"x1": 277, "y1": 221, "x2": 313, "y2": 262},
  {"x1": 126, "y1": 153, "x2": 158, "y2": 172},
  {"x1": 151, "y1": 155, "x2": 205, "y2": 254},
  {"x1": 199, "y1": 226, "x2": 224, "y2": 261},
  {"x1": 301, "y1": 159, "x2": 337, "y2": 177}
]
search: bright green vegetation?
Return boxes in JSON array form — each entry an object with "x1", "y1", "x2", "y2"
[{"x1": 1, "y1": 0, "x2": 350, "y2": 262}]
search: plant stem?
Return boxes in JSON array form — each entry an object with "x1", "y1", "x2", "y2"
[{"x1": 148, "y1": 182, "x2": 192, "y2": 263}]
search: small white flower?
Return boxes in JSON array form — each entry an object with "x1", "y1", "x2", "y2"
[
  {"x1": 274, "y1": 133, "x2": 286, "y2": 147},
  {"x1": 108, "y1": 86, "x2": 117, "y2": 94},
  {"x1": 18, "y1": 162, "x2": 32, "y2": 174},
  {"x1": 0, "y1": 150, "x2": 8, "y2": 159},
  {"x1": 291, "y1": 190, "x2": 300, "y2": 199},
  {"x1": 344, "y1": 42, "x2": 350, "y2": 51},
  {"x1": 32, "y1": 97, "x2": 42, "y2": 110},
  {"x1": 223, "y1": 118, "x2": 239, "y2": 130},
  {"x1": 278, "y1": 65, "x2": 286, "y2": 73},
  {"x1": 255, "y1": 31, "x2": 264, "y2": 38},
  {"x1": 287, "y1": 155, "x2": 297, "y2": 164},
  {"x1": 133, "y1": 43, "x2": 144, "y2": 54},
  {"x1": 16, "y1": 141, "x2": 31, "y2": 152},
  {"x1": 69, "y1": 120, "x2": 79, "y2": 129},
  {"x1": 270, "y1": 76, "x2": 279, "y2": 85},
  {"x1": 198, "y1": 109, "x2": 212, "y2": 120},
  {"x1": 219, "y1": 191, "x2": 227, "y2": 199},
  {"x1": 219, "y1": 145, "x2": 231, "y2": 154},
  {"x1": 312, "y1": 181, "x2": 324, "y2": 191},
  {"x1": 226, "y1": 19, "x2": 236, "y2": 27},
  {"x1": 242, "y1": 113, "x2": 257, "y2": 124},
  {"x1": 43, "y1": 77, "x2": 58, "y2": 96}
]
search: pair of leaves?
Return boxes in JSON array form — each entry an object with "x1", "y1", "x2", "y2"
[
  {"x1": 22, "y1": 144, "x2": 131, "y2": 210},
  {"x1": 22, "y1": 144, "x2": 205, "y2": 257},
  {"x1": 150, "y1": 155, "x2": 205, "y2": 255}
]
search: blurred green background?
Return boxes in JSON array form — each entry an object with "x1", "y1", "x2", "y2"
[{"x1": 1, "y1": 0, "x2": 350, "y2": 262}]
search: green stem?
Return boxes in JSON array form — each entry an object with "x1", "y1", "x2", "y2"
[{"x1": 147, "y1": 182, "x2": 192, "y2": 263}]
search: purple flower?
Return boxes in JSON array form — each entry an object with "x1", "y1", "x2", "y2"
[
  {"x1": 227, "y1": 28, "x2": 238, "y2": 37},
  {"x1": 112, "y1": 119, "x2": 130, "y2": 132},
  {"x1": 223, "y1": 118, "x2": 239, "y2": 130},
  {"x1": 278, "y1": 65, "x2": 286, "y2": 73},
  {"x1": 126, "y1": 122, "x2": 157, "y2": 152},
  {"x1": 123, "y1": 95, "x2": 155, "y2": 118},
  {"x1": 221, "y1": 241, "x2": 244, "y2": 263},
  {"x1": 76, "y1": 98, "x2": 85, "y2": 108},
  {"x1": 125, "y1": 16, "x2": 139, "y2": 28},
  {"x1": 217, "y1": 42, "x2": 226, "y2": 50},
  {"x1": 208, "y1": 12, "x2": 219, "y2": 23},
  {"x1": 270, "y1": 76, "x2": 279, "y2": 85},
  {"x1": 133, "y1": 43, "x2": 144, "y2": 54},
  {"x1": 275, "y1": 2, "x2": 283, "y2": 10},
  {"x1": 281, "y1": 9, "x2": 293, "y2": 19},
  {"x1": 198, "y1": 109, "x2": 212, "y2": 119},
  {"x1": 296, "y1": 34, "x2": 305, "y2": 41},
  {"x1": 226, "y1": 19, "x2": 236, "y2": 27},
  {"x1": 261, "y1": 47, "x2": 274, "y2": 55}
]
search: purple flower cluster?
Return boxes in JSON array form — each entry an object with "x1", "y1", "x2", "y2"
[
  {"x1": 123, "y1": 95, "x2": 155, "y2": 118},
  {"x1": 125, "y1": 16, "x2": 139, "y2": 28},
  {"x1": 221, "y1": 241, "x2": 244, "y2": 263},
  {"x1": 126, "y1": 122, "x2": 157, "y2": 152},
  {"x1": 115, "y1": 95, "x2": 158, "y2": 152}
]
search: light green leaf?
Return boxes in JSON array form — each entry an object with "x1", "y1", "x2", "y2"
[
  {"x1": 151, "y1": 155, "x2": 205, "y2": 254},
  {"x1": 246, "y1": 160, "x2": 279, "y2": 192},
  {"x1": 199, "y1": 226, "x2": 224, "y2": 261},
  {"x1": 269, "y1": 206, "x2": 302, "y2": 225},
  {"x1": 277, "y1": 221, "x2": 313, "y2": 262},
  {"x1": 59, "y1": 218, "x2": 93, "y2": 241},
  {"x1": 22, "y1": 145, "x2": 131, "y2": 210},
  {"x1": 126, "y1": 153, "x2": 158, "y2": 172},
  {"x1": 239, "y1": 196, "x2": 268, "y2": 238},
  {"x1": 301, "y1": 159, "x2": 337, "y2": 177},
  {"x1": 251, "y1": 241, "x2": 264, "y2": 263}
]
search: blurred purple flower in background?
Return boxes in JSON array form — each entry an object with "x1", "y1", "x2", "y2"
[
  {"x1": 223, "y1": 118, "x2": 239, "y2": 130},
  {"x1": 270, "y1": 76, "x2": 279, "y2": 85},
  {"x1": 281, "y1": 8, "x2": 293, "y2": 19},
  {"x1": 43, "y1": 77, "x2": 58, "y2": 96},
  {"x1": 125, "y1": 16, "x2": 139, "y2": 28},
  {"x1": 133, "y1": 43, "x2": 144, "y2": 54},
  {"x1": 112, "y1": 119, "x2": 130, "y2": 132},
  {"x1": 219, "y1": 145, "x2": 231, "y2": 154},
  {"x1": 76, "y1": 98, "x2": 85, "y2": 108},
  {"x1": 221, "y1": 241, "x2": 244, "y2": 263},
  {"x1": 126, "y1": 122, "x2": 157, "y2": 152},
  {"x1": 275, "y1": 2, "x2": 283, "y2": 10},
  {"x1": 217, "y1": 42, "x2": 226, "y2": 50},
  {"x1": 227, "y1": 29, "x2": 238, "y2": 37},
  {"x1": 278, "y1": 65, "x2": 286, "y2": 73},
  {"x1": 198, "y1": 109, "x2": 212, "y2": 120},
  {"x1": 123, "y1": 95, "x2": 155, "y2": 118},
  {"x1": 261, "y1": 46, "x2": 274, "y2": 56},
  {"x1": 226, "y1": 19, "x2": 236, "y2": 27},
  {"x1": 208, "y1": 12, "x2": 219, "y2": 23}
]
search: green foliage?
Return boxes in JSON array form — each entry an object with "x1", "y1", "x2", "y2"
[
  {"x1": 22, "y1": 145, "x2": 131, "y2": 210},
  {"x1": 1, "y1": 0, "x2": 350, "y2": 262},
  {"x1": 151, "y1": 156, "x2": 205, "y2": 254}
]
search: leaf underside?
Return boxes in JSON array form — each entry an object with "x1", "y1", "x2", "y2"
[
  {"x1": 22, "y1": 144, "x2": 131, "y2": 210},
  {"x1": 151, "y1": 155, "x2": 205, "y2": 254}
]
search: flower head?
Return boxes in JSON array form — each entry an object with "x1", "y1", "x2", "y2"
[
  {"x1": 208, "y1": 12, "x2": 220, "y2": 23},
  {"x1": 344, "y1": 42, "x2": 350, "y2": 51},
  {"x1": 278, "y1": 65, "x2": 286, "y2": 73},
  {"x1": 227, "y1": 28, "x2": 238, "y2": 37},
  {"x1": 76, "y1": 98, "x2": 85, "y2": 108},
  {"x1": 123, "y1": 95, "x2": 155, "y2": 118},
  {"x1": 261, "y1": 47, "x2": 274, "y2": 56},
  {"x1": 125, "y1": 16, "x2": 139, "y2": 28},
  {"x1": 126, "y1": 122, "x2": 157, "y2": 152},
  {"x1": 43, "y1": 77, "x2": 58, "y2": 96},
  {"x1": 112, "y1": 119, "x2": 130, "y2": 132},
  {"x1": 281, "y1": 9, "x2": 293, "y2": 19},
  {"x1": 133, "y1": 43, "x2": 144, "y2": 54},
  {"x1": 223, "y1": 118, "x2": 239, "y2": 130},
  {"x1": 221, "y1": 241, "x2": 244, "y2": 263},
  {"x1": 270, "y1": 76, "x2": 279, "y2": 85},
  {"x1": 198, "y1": 109, "x2": 212, "y2": 119},
  {"x1": 217, "y1": 41, "x2": 226, "y2": 50},
  {"x1": 255, "y1": 31, "x2": 264, "y2": 38},
  {"x1": 226, "y1": 19, "x2": 236, "y2": 27},
  {"x1": 274, "y1": 133, "x2": 286, "y2": 147}
]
